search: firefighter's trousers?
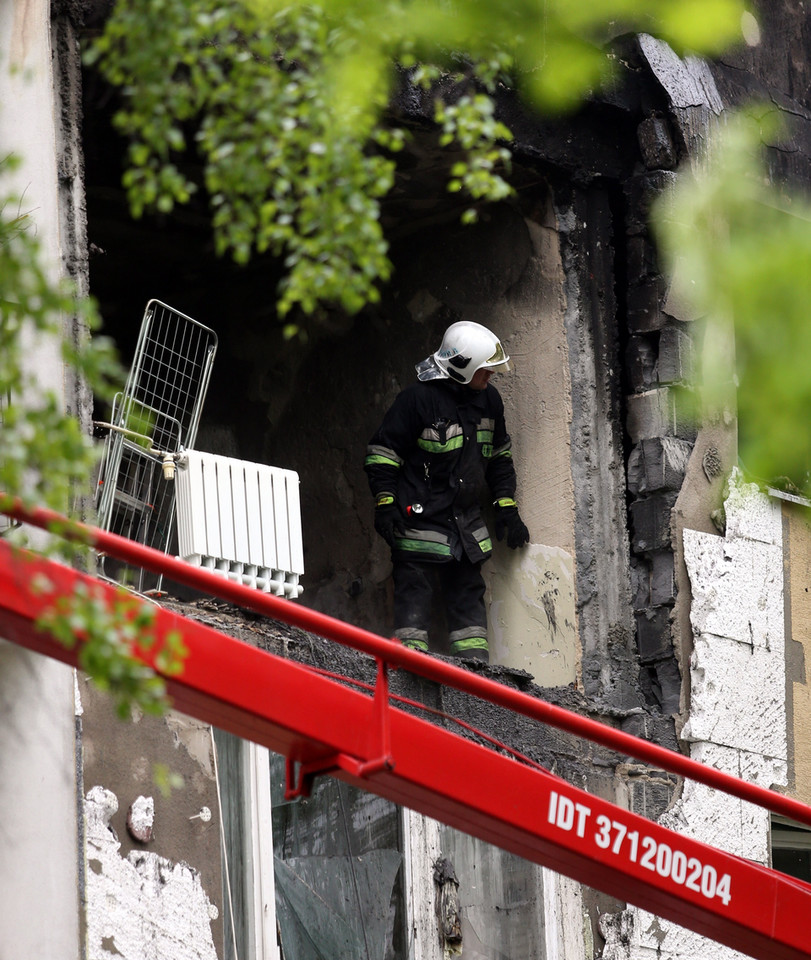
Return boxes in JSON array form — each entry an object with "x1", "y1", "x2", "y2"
[{"x1": 392, "y1": 556, "x2": 489, "y2": 660}]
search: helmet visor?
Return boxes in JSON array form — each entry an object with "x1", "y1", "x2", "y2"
[{"x1": 483, "y1": 341, "x2": 510, "y2": 372}]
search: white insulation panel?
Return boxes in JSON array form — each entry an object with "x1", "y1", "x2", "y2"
[{"x1": 602, "y1": 470, "x2": 787, "y2": 960}]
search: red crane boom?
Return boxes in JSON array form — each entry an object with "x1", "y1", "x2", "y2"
[{"x1": 1, "y1": 499, "x2": 810, "y2": 960}]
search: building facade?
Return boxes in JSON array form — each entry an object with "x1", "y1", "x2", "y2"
[{"x1": 2, "y1": 1, "x2": 811, "y2": 958}]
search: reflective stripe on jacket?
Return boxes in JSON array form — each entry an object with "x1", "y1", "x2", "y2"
[{"x1": 364, "y1": 378, "x2": 517, "y2": 563}]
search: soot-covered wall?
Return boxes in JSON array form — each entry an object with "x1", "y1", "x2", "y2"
[
  {"x1": 82, "y1": 53, "x2": 647, "y2": 704},
  {"x1": 77, "y1": 0, "x2": 811, "y2": 719},
  {"x1": 70, "y1": 6, "x2": 811, "y2": 957}
]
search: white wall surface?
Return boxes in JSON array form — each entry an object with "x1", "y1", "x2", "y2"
[
  {"x1": 602, "y1": 470, "x2": 787, "y2": 960},
  {"x1": 0, "y1": 644, "x2": 80, "y2": 960},
  {"x1": 1, "y1": 0, "x2": 63, "y2": 261},
  {"x1": 0, "y1": 1, "x2": 80, "y2": 957}
]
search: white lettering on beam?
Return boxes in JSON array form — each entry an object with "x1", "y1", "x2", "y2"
[{"x1": 546, "y1": 790, "x2": 732, "y2": 907}]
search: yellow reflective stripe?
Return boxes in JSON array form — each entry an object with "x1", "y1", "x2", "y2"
[
  {"x1": 477, "y1": 429, "x2": 494, "y2": 461},
  {"x1": 403, "y1": 639, "x2": 429, "y2": 652},
  {"x1": 451, "y1": 636, "x2": 488, "y2": 652},
  {"x1": 395, "y1": 537, "x2": 453, "y2": 557},
  {"x1": 477, "y1": 417, "x2": 494, "y2": 457},
  {"x1": 418, "y1": 435, "x2": 464, "y2": 454},
  {"x1": 365, "y1": 454, "x2": 401, "y2": 468}
]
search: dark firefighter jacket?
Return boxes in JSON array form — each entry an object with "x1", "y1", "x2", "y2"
[{"x1": 364, "y1": 378, "x2": 518, "y2": 563}]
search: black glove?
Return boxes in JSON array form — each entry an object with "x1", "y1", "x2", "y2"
[
  {"x1": 374, "y1": 501, "x2": 405, "y2": 547},
  {"x1": 495, "y1": 504, "x2": 529, "y2": 549}
]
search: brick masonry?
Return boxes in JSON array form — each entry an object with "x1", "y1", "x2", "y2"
[{"x1": 623, "y1": 126, "x2": 696, "y2": 715}]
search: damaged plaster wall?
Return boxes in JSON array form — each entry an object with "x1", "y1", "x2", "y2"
[
  {"x1": 561, "y1": 181, "x2": 637, "y2": 710},
  {"x1": 488, "y1": 542, "x2": 576, "y2": 685},
  {"x1": 623, "y1": 34, "x2": 727, "y2": 721},
  {"x1": 482, "y1": 197, "x2": 578, "y2": 685},
  {"x1": 79, "y1": 681, "x2": 225, "y2": 957},
  {"x1": 255, "y1": 193, "x2": 581, "y2": 687},
  {"x1": 602, "y1": 472, "x2": 787, "y2": 960},
  {"x1": 631, "y1": 0, "x2": 811, "y2": 724},
  {"x1": 85, "y1": 786, "x2": 219, "y2": 960},
  {"x1": 387, "y1": 196, "x2": 579, "y2": 688}
]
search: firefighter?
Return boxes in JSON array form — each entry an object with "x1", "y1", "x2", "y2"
[{"x1": 364, "y1": 320, "x2": 529, "y2": 662}]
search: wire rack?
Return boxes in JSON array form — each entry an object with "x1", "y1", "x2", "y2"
[{"x1": 96, "y1": 300, "x2": 218, "y2": 593}]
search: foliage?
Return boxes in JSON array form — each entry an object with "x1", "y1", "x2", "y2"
[
  {"x1": 0, "y1": 155, "x2": 187, "y2": 715},
  {"x1": 153, "y1": 762, "x2": 186, "y2": 797},
  {"x1": 0, "y1": 154, "x2": 121, "y2": 522},
  {"x1": 86, "y1": 0, "x2": 747, "y2": 318},
  {"x1": 34, "y1": 576, "x2": 188, "y2": 719},
  {"x1": 10, "y1": 0, "x2": 792, "y2": 717},
  {"x1": 87, "y1": 3, "x2": 391, "y2": 317},
  {"x1": 653, "y1": 108, "x2": 811, "y2": 492}
]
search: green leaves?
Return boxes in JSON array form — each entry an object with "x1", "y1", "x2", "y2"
[
  {"x1": 0, "y1": 159, "x2": 175, "y2": 717},
  {"x1": 87, "y1": 0, "x2": 749, "y2": 320},
  {"x1": 87, "y1": 0, "x2": 749, "y2": 321},
  {"x1": 91, "y1": 2, "x2": 398, "y2": 316},
  {"x1": 654, "y1": 108, "x2": 811, "y2": 492},
  {"x1": 35, "y1": 579, "x2": 188, "y2": 719},
  {"x1": 438, "y1": 94, "x2": 513, "y2": 221},
  {"x1": 653, "y1": 0, "x2": 748, "y2": 54},
  {"x1": 0, "y1": 156, "x2": 123, "y2": 525}
]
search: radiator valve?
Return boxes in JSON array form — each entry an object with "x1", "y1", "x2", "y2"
[{"x1": 162, "y1": 453, "x2": 177, "y2": 481}]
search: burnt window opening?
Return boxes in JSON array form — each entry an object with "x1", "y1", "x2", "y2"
[
  {"x1": 214, "y1": 728, "x2": 407, "y2": 960},
  {"x1": 771, "y1": 816, "x2": 811, "y2": 885},
  {"x1": 79, "y1": 22, "x2": 682, "y2": 724},
  {"x1": 270, "y1": 755, "x2": 406, "y2": 960}
]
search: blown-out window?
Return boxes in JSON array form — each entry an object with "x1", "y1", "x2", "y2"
[
  {"x1": 771, "y1": 815, "x2": 811, "y2": 884},
  {"x1": 213, "y1": 730, "x2": 554, "y2": 960},
  {"x1": 214, "y1": 730, "x2": 406, "y2": 960}
]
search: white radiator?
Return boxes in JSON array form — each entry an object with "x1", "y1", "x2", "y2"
[{"x1": 175, "y1": 451, "x2": 304, "y2": 597}]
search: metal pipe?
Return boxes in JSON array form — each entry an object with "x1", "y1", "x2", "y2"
[
  {"x1": 3, "y1": 494, "x2": 811, "y2": 830},
  {"x1": 92, "y1": 422, "x2": 178, "y2": 479}
]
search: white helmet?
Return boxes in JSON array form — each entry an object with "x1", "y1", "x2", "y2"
[{"x1": 416, "y1": 321, "x2": 511, "y2": 384}]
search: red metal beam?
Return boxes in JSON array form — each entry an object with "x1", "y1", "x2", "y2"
[
  {"x1": 4, "y1": 497, "x2": 811, "y2": 829},
  {"x1": 2, "y1": 501, "x2": 811, "y2": 959}
]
